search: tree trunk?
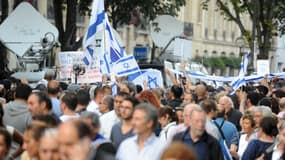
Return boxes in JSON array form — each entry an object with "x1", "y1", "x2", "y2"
[
  {"x1": 1, "y1": 0, "x2": 9, "y2": 24},
  {"x1": 61, "y1": 0, "x2": 77, "y2": 51},
  {"x1": 53, "y1": 0, "x2": 64, "y2": 44}
]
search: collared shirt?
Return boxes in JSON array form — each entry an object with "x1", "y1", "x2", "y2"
[
  {"x1": 159, "y1": 122, "x2": 177, "y2": 144},
  {"x1": 86, "y1": 100, "x2": 101, "y2": 116},
  {"x1": 205, "y1": 118, "x2": 221, "y2": 140},
  {"x1": 214, "y1": 117, "x2": 239, "y2": 147},
  {"x1": 51, "y1": 97, "x2": 62, "y2": 117},
  {"x1": 99, "y1": 110, "x2": 120, "y2": 139},
  {"x1": 116, "y1": 133, "x2": 166, "y2": 160},
  {"x1": 183, "y1": 130, "x2": 207, "y2": 160}
]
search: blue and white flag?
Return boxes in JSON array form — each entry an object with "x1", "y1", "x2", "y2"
[
  {"x1": 83, "y1": 0, "x2": 106, "y2": 66},
  {"x1": 113, "y1": 55, "x2": 140, "y2": 77},
  {"x1": 230, "y1": 52, "x2": 250, "y2": 92},
  {"x1": 129, "y1": 69, "x2": 163, "y2": 89},
  {"x1": 99, "y1": 17, "x2": 125, "y2": 74},
  {"x1": 105, "y1": 18, "x2": 125, "y2": 63}
]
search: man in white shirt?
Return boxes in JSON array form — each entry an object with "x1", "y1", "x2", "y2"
[
  {"x1": 60, "y1": 92, "x2": 79, "y2": 122},
  {"x1": 116, "y1": 103, "x2": 166, "y2": 160},
  {"x1": 87, "y1": 86, "x2": 104, "y2": 115},
  {"x1": 99, "y1": 92, "x2": 128, "y2": 138}
]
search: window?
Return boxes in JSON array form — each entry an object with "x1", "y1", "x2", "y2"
[
  {"x1": 205, "y1": 28, "x2": 208, "y2": 39},
  {"x1": 212, "y1": 51, "x2": 217, "y2": 56},
  {"x1": 231, "y1": 32, "x2": 235, "y2": 42},
  {"x1": 222, "y1": 31, "x2": 226, "y2": 41},
  {"x1": 214, "y1": 29, "x2": 217, "y2": 40}
]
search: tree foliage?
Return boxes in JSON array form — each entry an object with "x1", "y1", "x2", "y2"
[
  {"x1": 104, "y1": 0, "x2": 186, "y2": 29},
  {"x1": 193, "y1": 56, "x2": 242, "y2": 69},
  {"x1": 202, "y1": 0, "x2": 285, "y2": 60}
]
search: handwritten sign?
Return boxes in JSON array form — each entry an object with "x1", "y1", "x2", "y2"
[{"x1": 58, "y1": 51, "x2": 101, "y2": 83}]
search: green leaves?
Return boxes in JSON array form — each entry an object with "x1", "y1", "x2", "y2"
[
  {"x1": 104, "y1": 0, "x2": 186, "y2": 29},
  {"x1": 193, "y1": 56, "x2": 242, "y2": 69}
]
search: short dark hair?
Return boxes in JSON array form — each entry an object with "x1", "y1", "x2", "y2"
[
  {"x1": 94, "y1": 86, "x2": 103, "y2": 97},
  {"x1": 47, "y1": 81, "x2": 60, "y2": 94},
  {"x1": 123, "y1": 96, "x2": 140, "y2": 109},
  {"x1": 31, "y1": 91, "x2": 52, "y2": 110},
  {"x1": 171, "y1": 85, "x2": 183, "y2": 99},
  {"x1": 15, "y1": 83, "x2": 32, "y2": 100},
  {"x1": 77, "y1": 89, "x2": 90, "y2": 106},
  {"x1": 136, "y1": 85, "x2": 143, "y2": 94},
  {"x1": 73, "y1": 120, "x2": 91, "y2": 139},
  {"x1": 258, "y1": 97, "x2": 279, "y2": 114},
  {"x1": 33, "y1": 114, "x2": 60, "y2": 127},
  {"x1": 272, "y1": 89, "x2": 285, "y2": 99},
  {"x1": 256, "y1": 85, "x2": 269, "y2": 96},
  {"x1": 200, "y1": 99, "x2": 217, "y2": 114},
  {"x1": 158, "y1": 107, "x2": 178, "y2": 123},
  {"x1": 61, "y1": 92, "x2": 77, "y2": 111},
  {"x1": 260, "y1": 117, "x2": 278, "y2": 137},
  {"x1": 116, "y1": 91, "x2": 129, "y2": 98},
  {"x1": 247, "y1": 92, "x2": 262, "y2": 106}
]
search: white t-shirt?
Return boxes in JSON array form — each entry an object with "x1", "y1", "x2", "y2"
[
  {"x1": 272, "y1": 144, "x2": 282, "y2": 160},
  {"x1": 238, "y1": 133, "x2": 249, "y2": 158}
]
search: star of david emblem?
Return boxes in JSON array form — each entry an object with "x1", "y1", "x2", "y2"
[
  {"x1": 123, "y1": 63, "x2": 129, "y2": 69},
  {"x1": 148, "y1": 76, "x2": 159, "y2": 88}
]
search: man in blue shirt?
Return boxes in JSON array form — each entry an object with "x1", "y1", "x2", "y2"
[
  {"x1": 173, "y1": 105, "x2": 224, "y2": 160},
  {"x1": 215, "y1": 98, "x2": 239, "y2": 149},
  {"x1": 116, "y1": 103, "x2": 166, "y2": 160}
]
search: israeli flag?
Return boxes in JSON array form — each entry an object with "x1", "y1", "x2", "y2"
[
  {"x1": 113, "y1": 55, "x2": 140, "y2": 77},
  {"x1": 99, "y1": 17, "x2": 125, "y2": 74},
  {"x1": 129, "y1": 69, "x2": 163, "y2": 89},
  {"x1": 230, "y1": 52, "x2": 250, "y2": 92},
  {"x1": 82, "y1": 0, "x2": 105, "y2": 66},
  {"x1": 105, "y1": 18, "x2": 125, "y2": 63}
]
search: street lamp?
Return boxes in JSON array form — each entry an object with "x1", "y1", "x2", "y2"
[{"x1": 236, "y1": 36, "x2": 245, "y2": 56}]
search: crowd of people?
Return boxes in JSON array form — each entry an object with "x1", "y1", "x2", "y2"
[{"x1": 0, "y1": 68, "x2": 284, "y2": 160}]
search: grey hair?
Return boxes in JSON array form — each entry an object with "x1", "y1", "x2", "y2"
[
  {"x1": 80, "y1": 111, "x2": 100, "y2": 128},
  {"x1": 255, "y1": 106, "x2": 272, "y2": 118},
  {"x1": 135, "y1": 103, "x2": 158, "y2": 130},
  {"x1": 183, "y1": 103, "x2": 200, "y2": 115},
  {"x1": 103, "y1": 95, "x2": 114, "y2": 111},
  {"x1": 189, "y1": 105, "x2": 205, "y2": 118},
  {"x1": 41, "y1": 128, "x2": 58, "y2": 139},
  {"x1": 222, "y1": 96, "x2": 234, "y2": 108}
]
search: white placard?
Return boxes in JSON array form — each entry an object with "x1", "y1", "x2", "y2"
[
  {"x1": 174, "y1": 39, "x2": 192, "y2": 60},
  {"x1": 59, "y1": 51, "x2": 102, "y2": 83},
  {"x1": 257, "y1": 60, "x2": 270, "y2": 75}
]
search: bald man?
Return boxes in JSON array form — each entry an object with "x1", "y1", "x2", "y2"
[{"x1": 58, "y1": 120, "x2": 93, "y2": 160}]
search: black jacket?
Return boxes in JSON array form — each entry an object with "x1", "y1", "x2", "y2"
[{"x1": 172, "y1": 128, "x2": 224, "y2": 160}]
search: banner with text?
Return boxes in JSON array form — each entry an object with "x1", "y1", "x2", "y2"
[{"x1": 59, "y1": 51, "x2": 102, "y2": 83}]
